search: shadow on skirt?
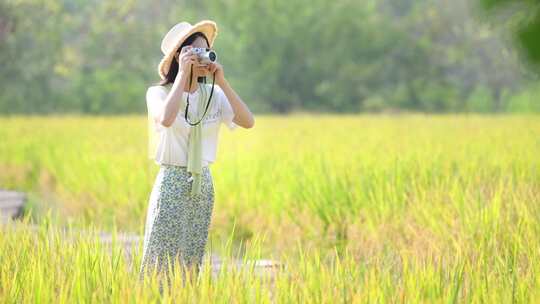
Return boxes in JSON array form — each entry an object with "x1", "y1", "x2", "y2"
[{"x1": 138, "y1": 164, "x2": 215, "y2": 289}]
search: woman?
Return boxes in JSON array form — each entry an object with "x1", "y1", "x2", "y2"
[{"x1": 138, "y1": 20, "x2": 255, "y2": 289}]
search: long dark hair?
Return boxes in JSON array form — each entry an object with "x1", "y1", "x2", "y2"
[{"x1": 156, "y1": 31, "x2": 210, "y2": 86}]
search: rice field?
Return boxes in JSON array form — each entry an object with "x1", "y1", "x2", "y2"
[{"x1": 0, "y1": 113, "x2": 539, "y2": 302}]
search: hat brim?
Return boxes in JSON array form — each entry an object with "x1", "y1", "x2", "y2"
[{"x1": 158, "y1": 20, "x2": 218, "y2": 80}]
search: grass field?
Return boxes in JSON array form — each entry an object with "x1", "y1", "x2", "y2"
[{"x1": 0, "y1": 114, "x2": 539, "y2": 302}]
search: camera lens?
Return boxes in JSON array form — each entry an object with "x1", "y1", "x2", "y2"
[{"x1": 208, "y1": 51, "x2": 217, "y2": 62}]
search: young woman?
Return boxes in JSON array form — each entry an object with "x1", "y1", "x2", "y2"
[{"x1": 139, "y1": 20, "x2": 254, "y2": 289}]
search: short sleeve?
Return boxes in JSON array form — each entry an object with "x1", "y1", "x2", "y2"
[
  {"x1": 146, "y1": 86, "x2": 167, "y2": 123},
  {"x1": 218, "y1": 86, "x2": 238, "y2": 131}
]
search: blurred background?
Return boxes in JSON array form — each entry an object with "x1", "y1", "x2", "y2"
[{"x1": 1, "y1": 0, "x2": 539, "y2": 115}]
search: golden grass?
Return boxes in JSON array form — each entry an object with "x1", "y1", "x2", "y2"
[{"x1": 0, "y1": 113, "x2": 539, "y2": 302}]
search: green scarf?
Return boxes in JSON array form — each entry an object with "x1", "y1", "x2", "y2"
[{"x1": 186, "y1": 83, "x2": 209, "y2": 197}]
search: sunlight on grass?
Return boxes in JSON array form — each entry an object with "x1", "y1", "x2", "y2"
[{"x1": 0, "y1": 114, "x2": 539, "y2": 301}]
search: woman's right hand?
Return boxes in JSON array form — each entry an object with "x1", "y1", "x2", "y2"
[{"x1": 175, "y1": 46, "x2": 199, "y2": 75}]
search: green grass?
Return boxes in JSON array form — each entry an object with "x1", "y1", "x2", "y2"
[{"x1": 0, "y1": 113, "x2": 539, "y2": 302}]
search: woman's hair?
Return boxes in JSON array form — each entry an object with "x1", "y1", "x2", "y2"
[{"x1": 156, "y1": 31, "x2": 210, "y2": 86}]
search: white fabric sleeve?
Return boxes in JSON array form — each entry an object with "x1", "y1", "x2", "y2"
[
  {"x1": 218, "y1": 86, "x2": 238, "y2": 131},
  {"x1": 146, "y1": 86, "x2": 174, "y2": 131},
  {"x1": 146, "y1": 86, "x2": 186, "y2": 132}
]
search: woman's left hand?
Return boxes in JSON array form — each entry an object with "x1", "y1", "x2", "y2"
[{"x1": 207, "y1": 62, "x2": 225, "y2": 86}]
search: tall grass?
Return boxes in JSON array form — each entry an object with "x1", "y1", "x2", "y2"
[
  {"x1": 0, "y1": 113, "x2": 539, "y2": 301},
  {"x1": 1, "y1": 210, "x2": 538, "y2": 302}
]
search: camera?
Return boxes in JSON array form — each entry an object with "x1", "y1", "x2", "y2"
[{"x1": 191, "y1": 47, "x2": 217, "y2": 64}]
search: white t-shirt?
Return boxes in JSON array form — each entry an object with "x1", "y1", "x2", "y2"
[{"x1": 146, "y1": 83, "x2": 237, "y2": 167}]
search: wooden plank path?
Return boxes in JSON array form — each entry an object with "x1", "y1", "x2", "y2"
[
  {"x1": 0, "y1": 189, "x2": 285, "y2": 281},
  {"x1": 0, "y1": 190, "x2": 26, "y2": 222}
]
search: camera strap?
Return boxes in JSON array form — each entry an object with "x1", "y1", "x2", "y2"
[{"x1": 184, "y1": 64, "x2": 215, "y2": 126}]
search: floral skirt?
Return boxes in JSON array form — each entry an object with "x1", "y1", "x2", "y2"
[{"x1": 138, "y1": 164, "x2": 215, "y2": 285}]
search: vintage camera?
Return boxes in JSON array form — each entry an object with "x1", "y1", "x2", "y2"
[{"x1": 191, "y1": 47, "x2": 217, "y2": 64}]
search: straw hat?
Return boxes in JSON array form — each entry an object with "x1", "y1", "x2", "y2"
[{"x1": 158, "y1": 20, "x2": 218, "y2": 80}]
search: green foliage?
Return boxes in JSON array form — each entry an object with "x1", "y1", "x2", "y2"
[
  {"x1": 0, "y1": 0, "x2": 537, "y2": 114},
  {"x1": 478, "y1": 0, "x2": 540, "y2": 69},
  {"x1": 505, "y1": 82, "x2": 540, "y2": 112},
  {"x1": 466, "y1": 85, "x2": 494, "y2": 112}
]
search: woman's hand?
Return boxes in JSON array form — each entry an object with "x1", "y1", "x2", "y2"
[
  {"x1": 175, "y1": 46, "x2": 199, "y2": 75},
  {"x1": 207, "y1": 62, "x2": 226, "y2": 86}
]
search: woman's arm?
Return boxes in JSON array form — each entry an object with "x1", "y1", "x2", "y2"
[
  {"x1": 160, "y1": 47, "x2": 200, "y2": 127},
  {"x1": 208, "y1": 62, "x2": 255, "y2": 129},
  {"x1": 159, "y1": 72, "x2": 188, "y2": 127}
]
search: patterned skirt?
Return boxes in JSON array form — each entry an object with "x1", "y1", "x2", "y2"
[{"x1": 138, "y1": 164, "x2": 215, "y2": 285}]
